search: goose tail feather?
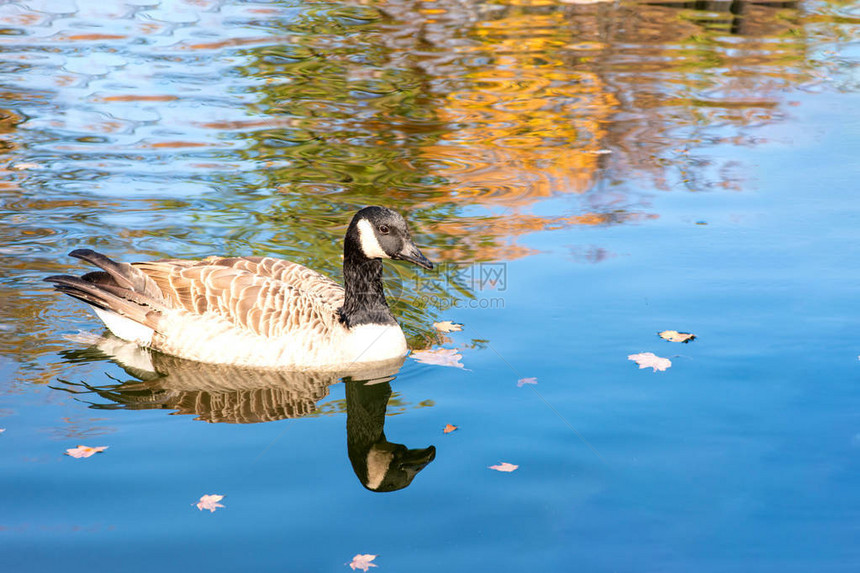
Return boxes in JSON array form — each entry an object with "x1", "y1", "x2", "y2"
[
  {"x1": 68, "y1": 248, "x2": 166, "y2": 304},
  {"x1": 45, "y1": 250, "x2": 167, "y2": 332}
]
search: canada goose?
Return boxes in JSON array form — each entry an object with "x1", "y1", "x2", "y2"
[{"x1": 45, "y1": 206, "x2": 433, "y2": 369}]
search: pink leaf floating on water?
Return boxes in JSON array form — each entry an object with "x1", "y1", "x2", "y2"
[
  {"x1": 517, "y1": 377, "x2": 538, "y2": 387},
  {"x1": 196, "y1": 494, "x2": 225, "y2": 513},
  {"x1": 11, "y1": 162, "x2": 40, "y2": 171},
  {"x1": 489, "y1": 462, "x2": 519, "y2": 472},
  {"x1": 411, "y1": 347, "x2": 464, "y2": 369},
  {"x1": 65, "y1": 445, "x2": 108, "y2": 458},
  {"x1": 628, "y1": 352, "x2": 672, "y2": 372},
  {"x1": 349, "y1": 554, "x2": 378, "y2": 571}
]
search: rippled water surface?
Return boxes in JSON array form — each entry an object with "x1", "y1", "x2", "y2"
[{"x1": 2, "y1": 0, "x2": 860, "y2": 571}]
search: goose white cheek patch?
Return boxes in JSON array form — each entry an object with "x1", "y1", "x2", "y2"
[{"x1": 357, "y1": 218, "x2": 390, "y2": 259}]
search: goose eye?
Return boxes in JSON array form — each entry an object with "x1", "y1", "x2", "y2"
[{"x1": 378, "y1": 224, "x2": 390, "y2": 235}]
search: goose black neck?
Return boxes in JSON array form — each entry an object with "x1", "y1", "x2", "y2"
[{"x1": 339, "y1": 236, "x2": 396, "y2": 328}]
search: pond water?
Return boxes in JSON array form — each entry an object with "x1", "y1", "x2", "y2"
[{"x1": 2, "y1": 0, "x2": 860, "y2": 570}]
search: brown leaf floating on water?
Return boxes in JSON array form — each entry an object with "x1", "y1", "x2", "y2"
[
  {"x1": 433, "y1": 321, "x2": 463, "y2": 333},
  {"x1": 658, "y1": 330, "x2": 696, "y2": 343}
]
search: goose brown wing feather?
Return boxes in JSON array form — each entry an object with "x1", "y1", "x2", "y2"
[
  {"x1": 209, "y1": 256, "x2": 344, "y2": 303},
  {"x1": 132, "y1": 256, "x2": 345, "y2": 338}
]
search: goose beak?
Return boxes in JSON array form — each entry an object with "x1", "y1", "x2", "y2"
[
  {"x1": 395, "y1": 241, "x2": 433, "y2": 270},
  {"x1": 400, "y1": 445, "x2": 436, "y2": 477}
]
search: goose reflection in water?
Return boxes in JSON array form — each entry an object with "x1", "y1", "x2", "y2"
[{"x1": 56, "y1": 335, "x2": 436, "y2": 492}]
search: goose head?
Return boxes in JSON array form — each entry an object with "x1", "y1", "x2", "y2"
[
  {"x1": 347, "y1": 206, "x2": 433, "y2": 270},
  {"x1": 361, "y1": 441, "x2": 437, "y2": 492}
]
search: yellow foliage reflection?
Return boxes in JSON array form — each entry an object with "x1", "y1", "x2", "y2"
[{"x1": 373, "y1": 0, "x2": 825, "y2": 259}]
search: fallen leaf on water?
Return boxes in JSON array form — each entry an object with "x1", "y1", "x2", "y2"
[
  {"x1": 65, "y1": 445, "x2": 108, "y2": 458},
  {"x1": 517, "y1": 377, "x2": 538, "y2": 387},
  {"x1": 628, "y1": 352, "x2": 672, "y2": 372},
  {"x1": 443, "y1": 424, "x2": 458, "y2": 434},
  {"x1": 196, "y1": 494, "x2": 225, "y2": 513},
  {"x1": 489, "y1": 462, "x2": 519, "y2": 472},
  {"x1": 411, "y1": 348, "x2": 464, "y2": 369},
  {"x1": 433, "y1": 321, "x2": 463, "y2": 333},
  {"x1": 0, "y1": 428, "x2": 5, "y2": 434},
  {"x1": 11, "y1": 162, "x2": 40, "y2": 171},
  {"x1": 658, "y1": 330, "x2": 696, "y2": 343},
  {"x1": 349, "y1": 554, "x2": 378, "y2": 572}
]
